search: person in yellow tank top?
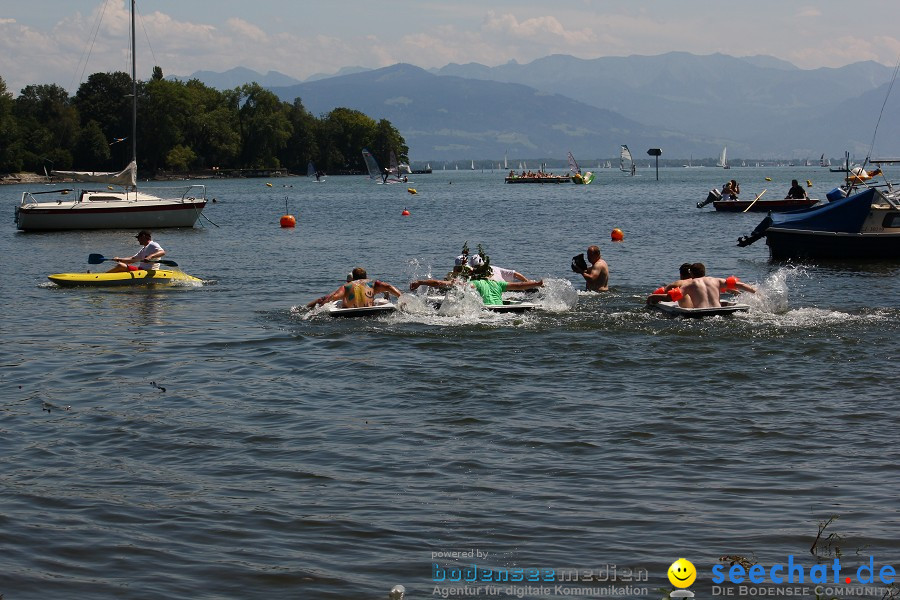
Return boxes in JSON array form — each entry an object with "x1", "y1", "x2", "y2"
[{"x1": 307, "y1": 267, "x2": 402, "y2": 308}]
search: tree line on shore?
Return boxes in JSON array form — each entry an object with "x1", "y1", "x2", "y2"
[{"x1": 0, "y1": 68, "x2": 408, "y2": 177}]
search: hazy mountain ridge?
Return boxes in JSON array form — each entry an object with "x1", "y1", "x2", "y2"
[
  {"x1": 268, "y1": 64, "x2": 686, "y2": 161},
  {"x1": 181, "y1": 53, "x2": 899, "y2": 160}
]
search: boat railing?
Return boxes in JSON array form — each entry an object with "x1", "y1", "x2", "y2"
[{"x1": 20, "y1": 189, "x2": 75, "y2": 206}]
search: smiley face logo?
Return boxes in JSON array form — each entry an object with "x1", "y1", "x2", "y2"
[{"x1": 667, "y1": 558, "x2": 697, "y2": 588}]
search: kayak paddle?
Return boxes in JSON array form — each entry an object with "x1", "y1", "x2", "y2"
[{"x1": 88, "y1": 253, "x2": 179, "y2": 267}]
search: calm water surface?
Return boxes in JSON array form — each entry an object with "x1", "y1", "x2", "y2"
[{"x1": 2, "y1": 167, "x2": 899, "y2": 599}]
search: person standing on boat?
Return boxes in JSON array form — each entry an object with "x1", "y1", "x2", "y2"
[
  {"x1": 785, "y1": 180, "x2": 808, "y2": 200},
  {"x1": 679, "y1": 263, "x2": 756, "y2": 309},
  {"x1": 107, "y1": 231, "x2": 165, "y2": 273},
  {"x1": 307, "y1": 267, "x2": 402, "y2": 308},
  {"x1": 577, "y1": 245, "x2": 609, "y2": 292}
]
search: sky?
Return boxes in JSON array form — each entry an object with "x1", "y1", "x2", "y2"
[{"x1": 3, "y1": 0, "x2": 900, "y2": 95}]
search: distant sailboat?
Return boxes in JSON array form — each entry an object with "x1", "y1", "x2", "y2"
[
  {"x1": 471, "y1": 160, "x2": 475, "y2": 170},
  {"x1": 504, "y1": 151, "x2": 508, "y2": 170},
  {"x1": 717, "y1": 146, "x2": 730, "y2": 169}
]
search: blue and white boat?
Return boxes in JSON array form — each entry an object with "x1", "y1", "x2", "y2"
[{"x1": 737, "y1": 177, "x2": 900, "y2": 259}]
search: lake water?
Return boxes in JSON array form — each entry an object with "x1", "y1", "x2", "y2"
[{"x1": 2, "y1": 167, "x2": 899, "y2": 600}]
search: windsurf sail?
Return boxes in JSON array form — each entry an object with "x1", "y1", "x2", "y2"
[
  {"x1": 620, "y1": 145, "x2": 634, "y2": 174},
  {"x1": 567, "y1": 152, "x2": 581, "y2": 175},
  {"x1": 362, "y1": 149, "x2": 383, "y2": 182},
  {"x1": 307, "y1": 161, "x2": 315, "y2": 177}
]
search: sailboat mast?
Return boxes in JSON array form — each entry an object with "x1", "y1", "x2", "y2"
[{"x1": 131, "y1": 0, "x2": 137, "y2": 166}]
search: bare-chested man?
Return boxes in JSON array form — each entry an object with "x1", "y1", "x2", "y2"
[
  {"x1": 679, "y1": 262, "x2": 756, "y2": 308},
  {"x1": 646, "y1": 263, "x2": 694, "y2": 306},
  {"x1": 582, "y1": 245, "x2": 609, "y2": 292}
]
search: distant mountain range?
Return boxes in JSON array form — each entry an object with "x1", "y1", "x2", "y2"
[{"x1": 178, "y1": 53, "x2": 900, "y2": 161}]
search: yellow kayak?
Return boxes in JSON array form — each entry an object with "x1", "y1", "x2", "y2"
[{"x1": 48, "y1": 269, "x2": 202, "y2": 287}]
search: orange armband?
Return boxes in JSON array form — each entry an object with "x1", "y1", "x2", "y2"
[
  {"x1": 667, "y1": 287, "x2": 683, "y2": 301},
  {"x1": 653, "y1": 287, "x2": 665, "y2": 295},
  {"x1": 725, "y1": 275, "x2": 739, "y2": 290}
]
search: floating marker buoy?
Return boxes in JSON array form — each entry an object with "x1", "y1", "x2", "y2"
[
  {"x1": 611, "y1": 228, "x2": 624, "y2": 242},
  {"x1": 807, "y1": 179, "x2": 813, "y2": 187},
  {"x1": 266, "y1": 182, "x2": 273, "y2": 187},
  {"x1": 280, "y1": 214, "x2": 296, "y2": 228},
  {"x1": 765, "y1": 177, "x2": 772, "y2": 182},
  {"x1": 407, "y1": 188, "x2": 417, "y2": 194},
  {"x1": 401, "y1": 209, "x2": 410, "y2": 216}
]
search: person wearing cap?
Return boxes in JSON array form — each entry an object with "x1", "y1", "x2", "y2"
[
  {"x1": 106, "y1": 230, "x2": 165, "y2": 272},
  {"x1": 307, "y1": 267, "x2": 403, "y2": 309},
  {"x1": 466, "y1": 254, "x2": 529, "y2": 283}
]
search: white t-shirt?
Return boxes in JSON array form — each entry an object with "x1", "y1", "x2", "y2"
[
  {"x1": 135, "y1": 241, "x2": 163, "y2": 270},
  {"x1": 490, "y1": 266, "x2": 519, "y2": 282}
]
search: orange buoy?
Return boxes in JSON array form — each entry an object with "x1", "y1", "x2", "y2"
[
  {"x1": 280, "y1": 214, "x2": 296, "y2": 228},
  {"x1": 611, "y1": 228, "x2": 624, "y2": 242},
  {"x1": 401, "y1": 209, "x2": 410, "y2": 216}
]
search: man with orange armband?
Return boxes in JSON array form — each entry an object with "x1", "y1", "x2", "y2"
[{"x1": 679, "y1": 263, "x2": 756, "y2": 309}]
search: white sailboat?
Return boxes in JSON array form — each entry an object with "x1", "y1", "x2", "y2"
[
  {"x1": 471, "y1": 160, "x2": 475, "y2": 170},
  {"x1": 717, "y1": 146, "x2": 730, "y2": 169},
  {"x1": 15, "y1": 0, "x2": 206, "y2": 231}
]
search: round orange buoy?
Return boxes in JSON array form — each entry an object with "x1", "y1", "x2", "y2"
[
  {"x1": 401, "y1": 209, "x2": 410, "y2": 216},
  {"x1": 407, "y1": 188, "x2": 417, "y2": 194},
  {"x1": 280, "y1": 214, "x2": 296, "y2": 228},
  {"x1": 611, "y1": 228, "x2": 624, "y2": 242}
]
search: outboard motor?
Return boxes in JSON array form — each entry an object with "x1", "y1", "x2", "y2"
[{"x1": 698, "y1": 188, "x2": 721, "y2": 208}]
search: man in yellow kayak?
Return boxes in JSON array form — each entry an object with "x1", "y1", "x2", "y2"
[{"x1": 107, "y1": 230, "x2": 165, "y2": 272}]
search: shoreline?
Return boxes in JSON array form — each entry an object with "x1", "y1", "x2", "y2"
[{"x1": 0, "y1": 168, "x2": 375, "y2": 185}]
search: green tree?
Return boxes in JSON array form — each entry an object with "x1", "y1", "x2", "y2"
[
  {"x1": 73, "y1": 120, "x2": 111, "y2": 170},
  {"x1": 236, "y1": 83, "x2": 292, "y2": 168},
  {"x1": 279, "y1": 97, "x2": 319, "y2": 172},
  {"x1": 140, "y1": 78, "x2": 191, "y2": 171},
  {"x1": 321, "y1": 107, "x2": 378, "y2": 172},
  {"x1": 73, "y1": 71, "x2": 133, "y2": 168},
  {"x1": 0, "y1": 76, "x2": 24, "y2": 172},
  {"x1": 13, "y1": 83, "x2": 79, "y2": 171},
  {"x1": 181, "y1": 81, "x2": 240, "y2": 169},
  {"x1": 371, "y1": 119, "x2": 408, "y2": 167},
  {"x1": 166, "y1": 144, "x2": 196, "y2": 171}
]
